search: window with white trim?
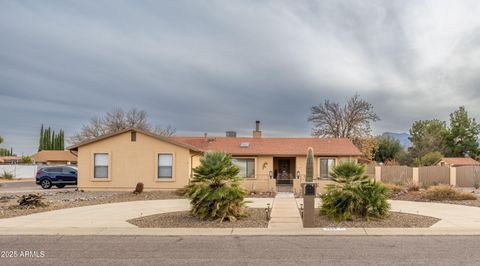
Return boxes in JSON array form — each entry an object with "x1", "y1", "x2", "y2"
[
  {"x1": 320, "y1": 158, "x2": 335, "y2": 179},
  {"x1": 158, "y1": 154, "x2": 173, "y2": 179},
  {"x1": 232, "y1": 158, "x2": 255, "y2": 178},
  {"x1": 94, "y1": 153, "x2": 109, "y2": 178}
]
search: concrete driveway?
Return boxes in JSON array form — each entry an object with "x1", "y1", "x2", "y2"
[
  {"x1": 297, "y1": 198, "x2": 480, "y2": 229},
  {"x1": 0, "y1": 198, "x2": 480, "y2": 235},
  {"x1": 0, "y1": 198, "x2": 273, "y2": 228}
]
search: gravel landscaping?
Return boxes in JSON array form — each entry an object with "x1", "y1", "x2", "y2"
[
  {"x1": 391, "y1": 191, "x2": 480, "y2": 208},
  {"x1": 0, "y1": 190, "x2": 184, "y2": 219},
  {"x1": 314, "y1": 211, "x2": 440, "y2": 228},
  {"x1": 128, "y1": 208, "x2": 269, "y2": 228}
]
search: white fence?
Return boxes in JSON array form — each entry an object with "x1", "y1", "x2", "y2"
[{"x1": 0, "y1": 165, "x2": 37, "y2": 179}]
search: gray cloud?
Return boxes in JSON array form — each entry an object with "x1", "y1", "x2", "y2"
[{"x1": 2, "y1": 0, "x2": 480, "y2": 154}]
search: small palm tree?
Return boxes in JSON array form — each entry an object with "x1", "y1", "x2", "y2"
[
  {"x1": 329, "y1": 161, "x2": 370, "y2": 186},
  {"x1": 321, "y1": 161, "x2": 390, "y2": 220},
  {"x1": 185, "y1": 151, "x2": 248, "y2": 222}
]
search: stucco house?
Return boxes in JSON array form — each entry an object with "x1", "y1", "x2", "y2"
[
  {"x1": 435, "y1": 157, "x2": 480, "y2": 167},
  {"x1": 67, "y1": 121, "x2": 362, "y2": 193},
  {"x1": 31, "y1": 150, "x2": 78, "y2": 165}
]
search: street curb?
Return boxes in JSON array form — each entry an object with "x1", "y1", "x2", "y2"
[{"x1": 0, "y1": 227, "x2": 479, "y2": 236}]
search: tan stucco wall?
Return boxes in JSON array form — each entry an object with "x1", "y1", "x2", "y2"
[
  {"x1": 197, "y1": 154, "x2": 356, "y2": 193},
  {"x1": 76, "y1": 131, "x2": 193, "y2": 191},
  {"x1": 192, "y1": 154, "x2": 275, "y2": 192}
]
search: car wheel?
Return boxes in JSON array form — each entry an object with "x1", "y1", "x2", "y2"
[
  {"x1": 56, "y1": 184, "x2": 66, "y2": 188},
  {"x1": 40, "y1": 179, "x2": 52, "y2": 189}
]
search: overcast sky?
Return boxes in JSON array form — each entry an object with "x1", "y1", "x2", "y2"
[{"x1": 1, "y1": 0, "x2": 480, "y2": 155}]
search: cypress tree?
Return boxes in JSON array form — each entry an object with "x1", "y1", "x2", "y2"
[
  {"x1": 60, "y1": 130, "x2": 64, "y2": 150},
  {"x1": 38, "y1": 126, "x2": 66, "y2": 150},
  {"x1": 51, "y1": 130, "x2": 56, "y2": 150},
  {"x1": 45, "y1": 128, "x2": 50, "y2": 150},
  {"x1": 38, "y1": 125, "x2": 44, "y2": 151}
]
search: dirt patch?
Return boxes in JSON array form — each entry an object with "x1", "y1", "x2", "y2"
[
  {"x1": 0, "y1": 190, "x2": 184, "y2": 219},
  {"x1": 314, "y1": 211, "x2": 440, "y2": 228},
  {"x1": 391, "y1": 191, "x2": 480, "y2": 207},
  {"x1": 128, "y1": 208, "x2": 269, "y2": 228}
]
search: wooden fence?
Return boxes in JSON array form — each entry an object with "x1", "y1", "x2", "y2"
[
  {"x1": 365, "y1": 164, "x2": 376, "y2": 179},
  {"x1": 361, "y1": 165, "x2": 480, "y2": 187},
  {"x1": 418, "y1": 166, "x2": 450, "y2": 186},
  {"x1": 380, "y1": 166, "x2": 413, "y2": 184},
  {"x1": 456, "y1": 166, "x2": 480, "y2": 187}
]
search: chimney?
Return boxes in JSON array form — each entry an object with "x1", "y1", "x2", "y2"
[
  {"x1": 252, "y1": 120, "x2": 262, "y2": 138},
  {"x1": 226, "y1": 131, "x2": 237, "y2": 138}
]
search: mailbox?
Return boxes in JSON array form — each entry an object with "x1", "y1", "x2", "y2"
[{"x1": 304, "y1": 183, "x2": 316, "y2": 196}]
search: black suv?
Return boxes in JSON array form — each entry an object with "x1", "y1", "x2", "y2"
[{"x1": 35, "y1": 166, "x2": 78, "y2": 189}]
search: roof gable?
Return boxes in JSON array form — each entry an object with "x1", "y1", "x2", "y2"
[
  {"x1": 31, "y1": 150, "x2": 77, "y2": 162},
  {"x1": 438, "y1": 157, "x2": 480, "y2": 166},
  {"x1": 67, "y1": 128, "x2": 201, "y2": 152}
]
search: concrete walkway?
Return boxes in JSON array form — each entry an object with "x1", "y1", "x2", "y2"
[{"x1": 268, "y1": 192, "x2": 302, "y2": 229}]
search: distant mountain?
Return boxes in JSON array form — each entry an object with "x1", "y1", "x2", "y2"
[{"x1": 382, "y1": 132, "x2": 412, "y2": 148}]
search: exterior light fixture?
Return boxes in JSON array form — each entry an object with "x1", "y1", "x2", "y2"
[
  {"x1": 269, "y1": 171, "x2": 273, "y2": 179},
  {"x1": 296, "y1": 170, "x2": 300, "y2": 179}
]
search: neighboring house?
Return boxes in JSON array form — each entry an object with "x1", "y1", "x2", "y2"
[
  {"x1": 435, "y1": 157, "x2": 480, "y2": 167},
  {"x1": 67, "y1": 121, "x2": 362, "y2": 193},
  {"x1": 31, "y1": 150, "x2": 78, "y2": 165},
  {"x1": 0, "y1": 156, "x2": 22, "y2": 164}
]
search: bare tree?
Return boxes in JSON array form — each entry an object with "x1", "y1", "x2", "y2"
[
  {"x1": 308, "y1": 94, "x2": 380, "y2": 138},
  {"x1": 70, "y1": 107, "x2": 176, "y2": 144}
]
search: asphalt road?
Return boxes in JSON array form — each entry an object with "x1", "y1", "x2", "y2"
[
  {"x1": 0, "y1": 181, "x2": 76, "y2": 193},
  {"x1": 0, "y1": 235, "x2": 479, "y2": 265}
]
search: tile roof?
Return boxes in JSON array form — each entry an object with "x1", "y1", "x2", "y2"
[
  {"x1": 170, "y1": 136, "x2": 362, "y2": 156},
  {"x1": 31, "y1": 150, "x2": 78, "y2": 163},
  {"x1": 439, "y1": 157, "x2": 480, "y2": 166},
  {"x1": 0, "y1": 156, "x2": 22, "y2": 163}
]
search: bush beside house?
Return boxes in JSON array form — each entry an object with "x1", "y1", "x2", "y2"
[
  {"x1": 185, "y1": 151, "x2": 248, "y2": 222},
  {"x1": 320, "y1": 161, "x2": 390, "y2": 221}
]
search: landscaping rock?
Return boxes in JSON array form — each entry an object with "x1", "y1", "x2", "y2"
[{"x1": 0, "y1": 195, "x2": 16, "y2": 200}]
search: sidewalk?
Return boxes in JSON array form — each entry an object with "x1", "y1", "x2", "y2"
[{"x1": 268, "y1": 192, "x2": 302, "y2": 229}]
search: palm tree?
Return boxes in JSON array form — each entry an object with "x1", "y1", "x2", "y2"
[
  {"x1": 321, "y1": 161, "x2": 390, "y2": 220},
  {"x1": 185, "y1": 151, "x2": 248, "y2": 222}
]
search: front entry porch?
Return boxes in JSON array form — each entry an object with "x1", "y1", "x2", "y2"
[{"x1": 273, "y1": 157, "x2": 297, "y2": 192}]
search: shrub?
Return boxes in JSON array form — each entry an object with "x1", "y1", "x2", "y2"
[
  {"x1": 406, "y1": 181, "x2": 420, "y2": 192},
  {"x1": 133, "y1": 182, "x2": 144, "y2": 194},
  {"x1": 0, "y1": 170, "x2": 13, "y2": 180},
  {"x1": 185, "y1": 151, "x2": 248, "y2": 222},
  {"x1": 320, "y1": 161, "x2": 390, "y2": 221},
  {"x1": 474, "y1": 181, "x2": 480, "y2": 190},
  {"x1": 383, "y1": 183, "x2": 404, "y2": 194},
  {"x1": 424, "y1": 185, "x2": 477, "y2": 201},
  {"x1": 413, "y1": 151, "x2": 443, "y2": 167},
  {"x1": 18, "y1": 193, "x2": 47, "y2": 208},
  {"x1": 421, "y1": 182, "x2": 430, "y2": 190},
  {"x1": 21, "y1": 156, "x2": 32, "y2": 164}
]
